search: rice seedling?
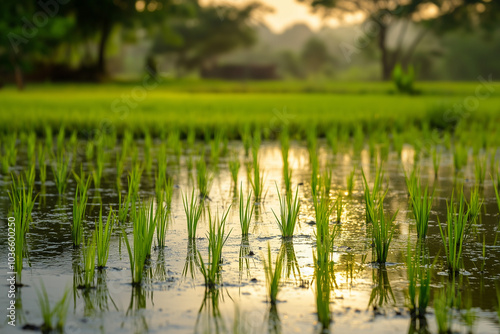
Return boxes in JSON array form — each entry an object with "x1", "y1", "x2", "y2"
[
  {"x1": 122, "y1": 201, "x2": 157, "y2": 285},
  {"x1": 406, "y1": 243, "x2": 432, "y2": 318},
  {"x1": 432, "y1": 146, "x2": 442, "y2": 178},
  {"x1": 467, "y1": 187, "x2": 483, "y2": 224},
  {"x1": 310, "y1": 151, "x2": 319, "y2": 199},
  {"x1": 51, "y1": 151, "x2": 71, "y2": 194},
  {"x1": 453, "y1": 143, "x2": 468, "y2": 173},
  {"x1": 410, "y1": 181, "x2": 434, "y2": 239},
  {"x1": 493, "y1": 174, "x2": 500, "y2": 214},
  {"x1": 239, "y1": 187, "x2": 254, "y2": 236},
  {"x1": 82, "y1": 232, "x2": 97, "y2": 289},
  {"x1": 249, "y1": 152, "x2": 265, "y2": 201},
  {"x1": 318, "y1": 170, "x2": 332, "y2": 199},
  {"x1": 438, "y1": 191, "x2": 471, "y2": 276},
  {"x1": 115, "y1": 151, "x2": 126, "y2": 185},
  {"x1": 210, "y1": 129, "x2": 223, "y2": 165},
  {"x1": 85, "y1": 140, "x2": 94, "y2": 161},
  {"x1": 361, "y1": 165, "x2": 387, "y2": 223},
  {"x1": 155, "y1": 145, "x2": 168, "y2": 198},
  {"x1": 72, "y1": 177, "x2": 90, "y2": 248},
  {"x1": 228, "y1": 155, "x2": 240, "y2": 187},
  {"x1": 198, "y1": 207, "x2": 231, "y2": 288},
  {"x1": 240, "y1": 124, "x2": 252, "y2": 157},
  {"x1": 56, "y1": 126, "x2": 65, "y2": 155},
  {"x1": 35, "y1": 282, "x2": 70, "y2": 332},
  {"x1": 2, "y1": 133, "x2": 17, "y2": 173},
  {"x1": 346, "y1": 167, "x2": 356, "y2": 196},
  {"x1": 187, "y1": 127, "x2": 196, "y2": 150},
  {"x1": 474, "y1": 154, "x2": 487, "y2": 186},
  {"x1": 353, "y1": 124, "x2": 364, "y2": 154},
  {"x1": 372, "y1": 207, "x2": 397, "y2": 264},
  {"x1": 326, "y1": 125, "x2": 338, "y2": 155},
  {"x1": 167, "y1": 129, "x2": 182, "y2": 163},
  {"x1": 155, "y1": 192, "x2": 170, "y2": 248},
  {"x1": 196, "y1": 157, "x2": 213, "y2": 199},
  {"x1": 183, "y1": 188, "x2": 204, "y2": 239},
  {"x1": 128, "y1": 163, "x2": 143, "y2": 200},
  {"x1": 96, "y1": 207, "x2": 116, "y2": 269},
  {"x1": 26, "y1": 131, "x2": 36, "y2": 164},
  {"x1": 272, "y1": 185, "x2": 300, "y2": 238},
  {"x1": 263, "y1": 243, "x2": 283, "y2": 305},
  {"x1": 335, "y1": 194, "x2": 343, "y2": 223},
  {"x1": 144, "y1": 130, "x2": 153, "y2": 173},
  {"x1": 36, "y1": 143, "x2": 47, "y2": 185},
  {"x1": 280, "y1": 129, "x2": 292, "y2": 193},
  {"x1": 118, "y1": 189, "x2": 132, "y2": 223},
  {"x1": 93, "y1": 141, "x2": 105, "y2": 189}
]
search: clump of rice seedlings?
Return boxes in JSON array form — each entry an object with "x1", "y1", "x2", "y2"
[
  {"x1": 280, "y1": 128, "x2": 292, "y2": 193},
  {"x1": 453, "y1": 143, "x2": 468, "y2": 173},
  {"x1": 410, "y1": 181, "x2": 434, "y2": 239},
  {"x1": 2, "y1": 133, "x2": 17, "y2": 173},
  {"x1": 474, "y1": 154, "x2": 487, "y2": 186},
  {"x1": 263, "y1": 243, "x2": 283, "y2": 304},
  {"x1": 493, "y1": 174, "x2": 500, "y2": 215},
  {"x1": 196, "y1": 157, "x2": 213, "y2": 199},
  {"x1": 310, "y1": 151, "x2": 319, "y2": 198},
  {"x1": 210, "y1": 130, "x2": 224, "y2": 166},
  {"x1": 56, "y1": 126, "x2": 65, "y2": 155},
  {"x1": 85, "y1": 140, "x2": 94, "y2": 161},
  {"x1": 35, "y1": 282, "x2": 70, "y2": 333},
  {"x1": 96, "y1": 207, "x2": 116, "y2": 269},
  {"x1": 155, "y1": 191, "x2": 170, "y2": 248},
  {"x1": 353, "y1": 124, "x2": 364, "y2": 154},
  {"x1": 51, "y1": 151, "x2": 70, "y2": 194},
  {"x1": 361, "y1": 165, "x2": 387, "y2": 223},
  {"x1": 72, "y1": 177, "x2": 90, "y2": 248},
  {"x1": 118, "y1": 189, "x2": 132, "y2": 223},
  {"x1": 155, "y1": 145, "x2": 168, "y2": 199},
  {"x1": 240, "y1": 124, "x2": 252, "y2": 157},
  {"x1": 122, "y1": 201, "x2": 157, "y2": 285},
  {"x1": 318, "y1": 170, "x2": 332, "y2": 199},
  {"x1": 228, "y1": 155, "x2": 240, "y2": 188},
  {"x1": 239, "y1": 187, "x2": 254, "y2": 236},
  {"x1": 372, "y1": 207, "x2": 397, "y2": 264},
  {"x1": 326, "y1": 125, "x2": 338, "y2": 155},
  {"x1": 432, "y1": 146, "x2": 442, "y2": 178},
  {"x1": 183, "y1": 188, "x2": 204, "y2": 239},
  {"x1": 44, "y1": 125, "x2": 53, "y2": 151},
  {"x1": 434, "y1": 287, "x2": 452, "y2": 334},
  {"x1": 346, "y1": 167, "x2": 356, "y2": 196},
  {"x1": 467, "y1": 187, "x2": 483, "y2": 224},
  {"x1": 167, "y1": 129, "x2": 182, "y2": 163},
  {"x1": 144, "y1": 130, "x2": 153, "y2": 173},
  {"x1": 37, "y1": 143, "x2": 47, "y2": 184},
  {"x1": 187, "y1": 127, "x2": 196, "y2": 150},
  {"x1": 438, "y1": 191, "x2": 471, "y2": 276},
  {"x1": 115, "y1": 151, "x2": 126, "y2": 186},
  {"x1": 128, "y1": 163, "x2": 143, "y2": 200},
  {"x1": 406, "y1": 243, "x2": 431, "y2": 318},
  {"x1": 198, "y1": 207, "x2": 231, "y2": 288},
  {"x1": 249, "y1": 151, "x2": 265, "y2": 201},
  {"x1": 272, "y1": 185, "x2": 300, "y2": 238},
  {"x1": 335, "y1": 194, "x2": 343, "y2": 223},
  {"x1": 82, "y1": 232, "x2": 97, "y2": 288},
  {"x1": 26, "y1": 131, "x2": 36, "y2": 164}
]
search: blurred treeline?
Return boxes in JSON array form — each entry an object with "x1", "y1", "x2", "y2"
[{"x1": 1, "y1": 0, "x2": 499, "y2": 88}]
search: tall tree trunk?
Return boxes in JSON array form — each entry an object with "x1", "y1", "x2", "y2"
[
  {"x1": 97, "y1": 20, "x2": 111, "y2": 76},
  {"x1": 378, "y1": 24, "x2": 391, "y2": 81}
]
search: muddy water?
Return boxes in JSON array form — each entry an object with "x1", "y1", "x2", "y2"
[{"x1": 1, "y1": 141, "x2": 499, "y2": 333}]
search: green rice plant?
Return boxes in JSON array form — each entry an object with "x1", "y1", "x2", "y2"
[
  {"x1": 335, "y1": 194, "x2": 343, "y2": 223},
  {"x1": 93, "y1": 141, "x2": 105, "y2": 189},
  {"x1": 118, "y1": 189, "x2": 132, "y2": 223},
  {"x1": 155, "y1": 145, "x2": 168, "y2": 199},
  {"x1": 406, "y1": 243, "x2": 432, "y2": 318},
  {"x1": 26, "y1": 131, "x2": 36, "y2": 164},
  {"x1": 82, "y1": 232, "x2": 97, "y2": 288},
  {"x1": 122, "y1": 201, "x2": 157, "y2": 285},
  {"x1": 314, "y1": 195, "x2": 341, "y2": 266},
  {"x1": 96, "y1": 207, "x2": 116, "y2": 269},
  {"x1": 272, "y1": 185, "x2": 300, "y2": 238},
  {"x1": 210, "y1": 129, "x2": 223, "y2": 165},
  {"x1": 183, "y1": 188, "x2": 204, "y2": 239},
  {"x1": 346, "y1": 167, "x2": 356, "y2": 196},
  {"x1": 474, "y1": 154, "x2": 487, "y2": 186},
  {"x1": 410, "y1": 181, "x2": 434, "y2": 239},
  {"x1": 453, "y1": 143, "x2": 468, "y2": 173},
  {"x1": 37, "y1": 143, "x2": 47, "y2": 184},
  {"x1": 310, "y1": 151, "x2": 319, "y2": 199},
  {"x1": 229, "y1": 155, "x2": 240, "y2": 188},
  {"x1": 144, "y1": 130, "x2": 153, "y2": 173},
  {"x1": 361, "y1": 165, "x2": 387, "y2": 223},
  {"x1": 372, "y1": 207, "x2": 397, "y2": 264},
  {"x1": 326, "y1": 125, "x2": 338, "y2": 155},
  {"x1": 353, "y1": 124, "x2": 364, "y2": 154},
  {"x1": 72, "y1": 177, "x2": 90, "y2": 248},
  {"x1": 51, "y1": 151, "x2": 70, "y2": 194},
  {"x1": 115, "y1": 151, "x2": 126, "y2": 185},
  {"x1": 85, "y1": 140, "x2": 94, "y2": 161},
  {"x1": 56, "y1": 126, "x2": 65, "y2": 155},
  {"x1": 198, "y1": 207, "x2": 231, "y2": 288},
  {"x1": 239, "y1": 187, "x2": 254, "y2": 236},
  {"x1": 2, "y1": 133, "x2": 17, "y2": 173},
  {"x1": 44, "y1": 125, "x2": 53, "y2": 151},
  {"x1": 467, "y1": 186, "x2": 483, "y2": 224},
  {"x1": 196, "y1": 157, "x2": 213, "y2": 199},
  {"x1": 432, "y1": 146, "x2": 442, "y2": 178},
  {"x1": 187, "y1": 127, "x2": 196, "y2": 149},
  {"x1": 318, "y1": 170, "x2": 332, "y2": 199},
  {"x1": 128, "y1": 163, "x2": 143, "y2": 200},
  {"x1": 493, "y1": 174, "x2": 500, "y2": 214},
  {"x1": 263, "y1": 243, "x2": 283, "y2": 305},
  {"x1": 240, "y1": 124, "x2": 252, "y2": 157},
  {"x1": 249, "y1": 152, "x2": 265, "y2": 201},
  {"x1": 438, "y1": 191, "x2": 471, "y2": 276},
  {"x1": 35, "y1": 282, "x2": 70, "y2": 332},
  {"x1": 167, "y1": 128, "x2": 182, "y2": 163},
  {"x1": 155, "y1": 192, "x2": 170, "y2": 248}
]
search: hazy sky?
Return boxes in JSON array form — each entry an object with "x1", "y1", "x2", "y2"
[{"x1": 200, "y1": 0, "x2": 358, "y2": 32}]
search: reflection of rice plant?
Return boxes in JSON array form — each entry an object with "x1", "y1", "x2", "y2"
[
  {"x1": 369, "y1": 269, "x2": 395, "y2": 310},
  {"x1": 51, "y1": 151, "x2": 70, "y2": 194},
  {"x1": 314, "y1": 251, "x2": 331, "y2": 329},
  {"x1": 36, "y1": 282, "x2": 70, "y2": 333},
  {"x1": 239, "y1": 187, "x2": 254, "y2": 236},
  {"x1": 198, "y1": 207, "x2": 231, "y2": 288},
  {"x1": 72, "y1": 178, "x2": 90, "y2": 247},
  {"x1": 438, "y1": 191, "x2": 471, "y2": 275},
  {"x1": 372, "y1": 207, "x2": 396, "y2": 264},
  {"x1": 96, "y1": 207, "x2": 116, "y2": 269},
  {"x1": 82, "y1": 233, "x2": 97, "y2": 289},
  {"x1": 406, "y1": 243, "x2": 431, "y2": 318},
  {"x1": 434, "y1": 287, "x2": 452, "y2": 334},
  {"x1": 263, "y1": 243, "x2": 283, "y2": 305},
  {"x1": 272, "y1": 185, "x2": 300, "y2": 238},
  {"x1": 183, "y1": 188, "x2": 204, "y2": 239}
]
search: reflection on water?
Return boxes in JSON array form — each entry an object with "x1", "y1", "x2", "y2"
[
  {"x1": 196, "y1": 288, "x2": 227, "y2": 334},
  {"x1": 368, "y1": 268, "x2": 395, "y2": 313},
  {"x1": 183, "y1": 239, "x2": 200, "y2": 281},
  {"x1": 279, "y1": 239, "x2": 300, "y2": 280},
  {"x1": 267, "y1": 304, "x2": 281, "y2": 334}
]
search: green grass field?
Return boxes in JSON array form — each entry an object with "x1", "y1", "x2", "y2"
[{"x1": 1, "y1": 81, "x2": 499, "y2": 138}]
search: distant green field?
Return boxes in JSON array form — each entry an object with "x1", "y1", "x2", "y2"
[{"x1": 0, "y1": 81, "x2": 499, "y2": 138}]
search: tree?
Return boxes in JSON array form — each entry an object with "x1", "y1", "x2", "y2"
[
  {"x1": 152, "y1": 2, "x2": 271, "y2": 75},
  {"x1": 301, "y1": 37, "x2": 331, "y2": 74},
  {"x1": 297, "y1": 0, "x2": 500, "y2": 80}
]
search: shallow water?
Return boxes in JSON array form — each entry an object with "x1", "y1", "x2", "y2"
[{"x1": 1, "y1": 140, "x2": 500, "y2": 333}]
